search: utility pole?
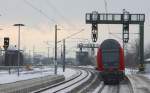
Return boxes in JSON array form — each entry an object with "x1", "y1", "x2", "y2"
[
  {"x1": 32, "y1": 46, "x2": 35, "y2": 65},
  {"x1": 29, "y1": 50, "x2": 31, "y2": 64},
  {"x1": 13, "y1": 24, "x2": 25, "y2": 76},
  {"x1": 63, "y1": 39, "x2": 66, "y2": 72},
  {"x1": 55, "y1": 24, "x2": 58, "y2": 75},
  {"x1": 47, "y1": 47, "x2": 50, "y2": 65},
  {"x1": 139, "y1": 23, "x2": 144, "y2": 71}
]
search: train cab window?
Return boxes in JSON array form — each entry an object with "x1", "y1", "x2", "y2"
[{"x1": 102, "y1": 50, "x2": 119, "y2": 68}]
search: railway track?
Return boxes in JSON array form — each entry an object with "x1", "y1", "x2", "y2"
[
  {"x1": 75, "y1": 69, "x2": 102, "y2": 93},
  {"x1": 54, "y1": 69, "x2": 91, "y2": 93},
  {"x1": 33, "y1": 67, "x2": 134, "y2": 93},
  {"x1": 93, "y1": 76, "x2": 134, "y2": 93},
  {"x1": 33, "y1": 67, "x2": 101, "y2": 93},
  {"x1": 32, "y1": 70, "x2": 83, "y2": 93}
]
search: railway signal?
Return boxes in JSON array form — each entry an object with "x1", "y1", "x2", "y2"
[
  {"x1": 77, "y1": 43, "x2": 99, "y2": 56},
  {"x1": 3, "y1": 37, "x2": 9, "y2": 50},
  {"x1": 92, "y1": 24, "x2": 98, "y2": 42},
  {"x1": 91, "y1": 11, "x2": 98, "y2": 42},
  {"x1": 123, "y1": 9, "x2": 130, "y2": 43}
]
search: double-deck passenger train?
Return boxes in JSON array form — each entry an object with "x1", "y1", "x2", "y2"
[{"x1": 97, "y1": 39, "x2": 125, "y2": 84}]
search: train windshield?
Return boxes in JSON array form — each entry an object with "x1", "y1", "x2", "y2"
[{"x1": 102, "y1": 50, "x2": 119, "y2": 68}]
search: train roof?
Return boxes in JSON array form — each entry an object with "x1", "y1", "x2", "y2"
[{"x1": 100, "y1": 39, "x2": 121, "y2": 49}]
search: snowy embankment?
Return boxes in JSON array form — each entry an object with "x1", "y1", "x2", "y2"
[
  {"x1": 0, "y1": 67, "x2": 76, "y2": 84},
  {"x1": 125, "y1": 67, "x2": 150, "y2": 93},
  {"x1": 125, "y1": 68, "x2": 150, "y2": 80},
  {"x1": 143, "y1": 74, "x2": 150, "y2": 80},
  {"x1": 125, "y1": 68, "x2": 138, "y2": 75}
]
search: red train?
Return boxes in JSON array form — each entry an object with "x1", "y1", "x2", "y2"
[{"x1": 96, "y1": 39, "x2": 125, "y2": 84}]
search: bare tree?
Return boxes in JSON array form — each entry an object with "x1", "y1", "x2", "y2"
[
  {"x1": 144, "y1": 43, "x2": 150, "y2": 59},
  {"x1": 125, "y1": 39, "x2": 140, "y2": 68}
]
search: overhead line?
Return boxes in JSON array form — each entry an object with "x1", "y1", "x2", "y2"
[
  {"x1": 57, "y1": 29, "x2": 85, "y2": 43},
  {"x1": 104, "y1": 0, "x2": 108, "y2": 13},
  {"x1": 45, "y1": 0, "x2": 78, "y2": 30},
  {"x1": 63, "y1": 29, "x2": 85, "y2": 40},
  {"x1": 104, "y1": 0, "x2": 111, "y2": 38},
  {"x1": 23, "y1": 0, "x2": 56, "y2": 24},
  {"x1": 109, "y1": 32, "x2": 135, "y2": 46}
]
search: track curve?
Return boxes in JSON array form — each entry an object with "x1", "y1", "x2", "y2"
[{"x1": 33, "y1": 68, "x2": 92, "y2": 93}]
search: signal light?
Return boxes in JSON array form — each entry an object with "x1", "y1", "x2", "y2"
[
  {"x1": 92, "y1": 24, "x2": 98, "y2": 42},
  {"x1": 3, "y1": 37, "x2": 9, "y2": 50},
  {"x1": 123, "y1": 23, "x2": 129, "y2": 31}
]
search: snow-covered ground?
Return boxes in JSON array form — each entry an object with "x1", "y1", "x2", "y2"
[
  {"x1": 78, "y1": 65, "x2": 96, "y2": 69},
  {"x1": 125, "y1": 67, "x2": 150, "y2": 93},
  {"x1": 78, "y1": 66, "x2": 139, "y2": 75},
  {"x1": 125, "y1": 67, "x2": 150, "y2": 80},
  {"x1": 125, "y1": 68, "x2": 138, "y2": 75},
  {"x1": 0, "y1": 67, "x2": 76, "y2": 84},
  {"x1": 143, "y1": 74, "x2": 150, "y2": 79}
]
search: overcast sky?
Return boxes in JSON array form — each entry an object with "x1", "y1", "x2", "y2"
[{"x1": 0, "y1": 0, "x2": 149, "y2": 57}]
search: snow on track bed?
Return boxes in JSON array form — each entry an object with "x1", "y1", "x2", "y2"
[
  {"x1": 94, "y1": 83, "x2": 132, "y2": 93},
  {"x1": 119, "y1": 84, "x2": 132, "y2": 93},
  {"x1": 93, "y1": 76, "x2": 134, "y2": 93},
  {"x1": 40, "y1": 69, "x2": 90, "y2": 93},
  {"x1": 33, "y1": 69, "x2": 82, "y2": 93},
  {"x1": 100, "y1": 85, "x2": 120, "y2": 93},
  {"x1": 127, "y1": 75, "x2": 150, "y2": 93},
  {"x1": 56, "y1": 69, "x2": 91, "y2": 93},
  {"x1": 77, "y1": 69, "x2": 101, "y2": 93},
  {"x1": 32, "y1": 67, "x2": 134, "y2": 93}
]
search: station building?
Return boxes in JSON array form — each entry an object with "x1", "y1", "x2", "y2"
[{"x1": 4, "y1": 50, "x2": 24, "y2": 66}]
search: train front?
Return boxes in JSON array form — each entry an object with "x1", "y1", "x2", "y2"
[{"x1": 97, "y1": 39, "x2": 125, "y2": 84}]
